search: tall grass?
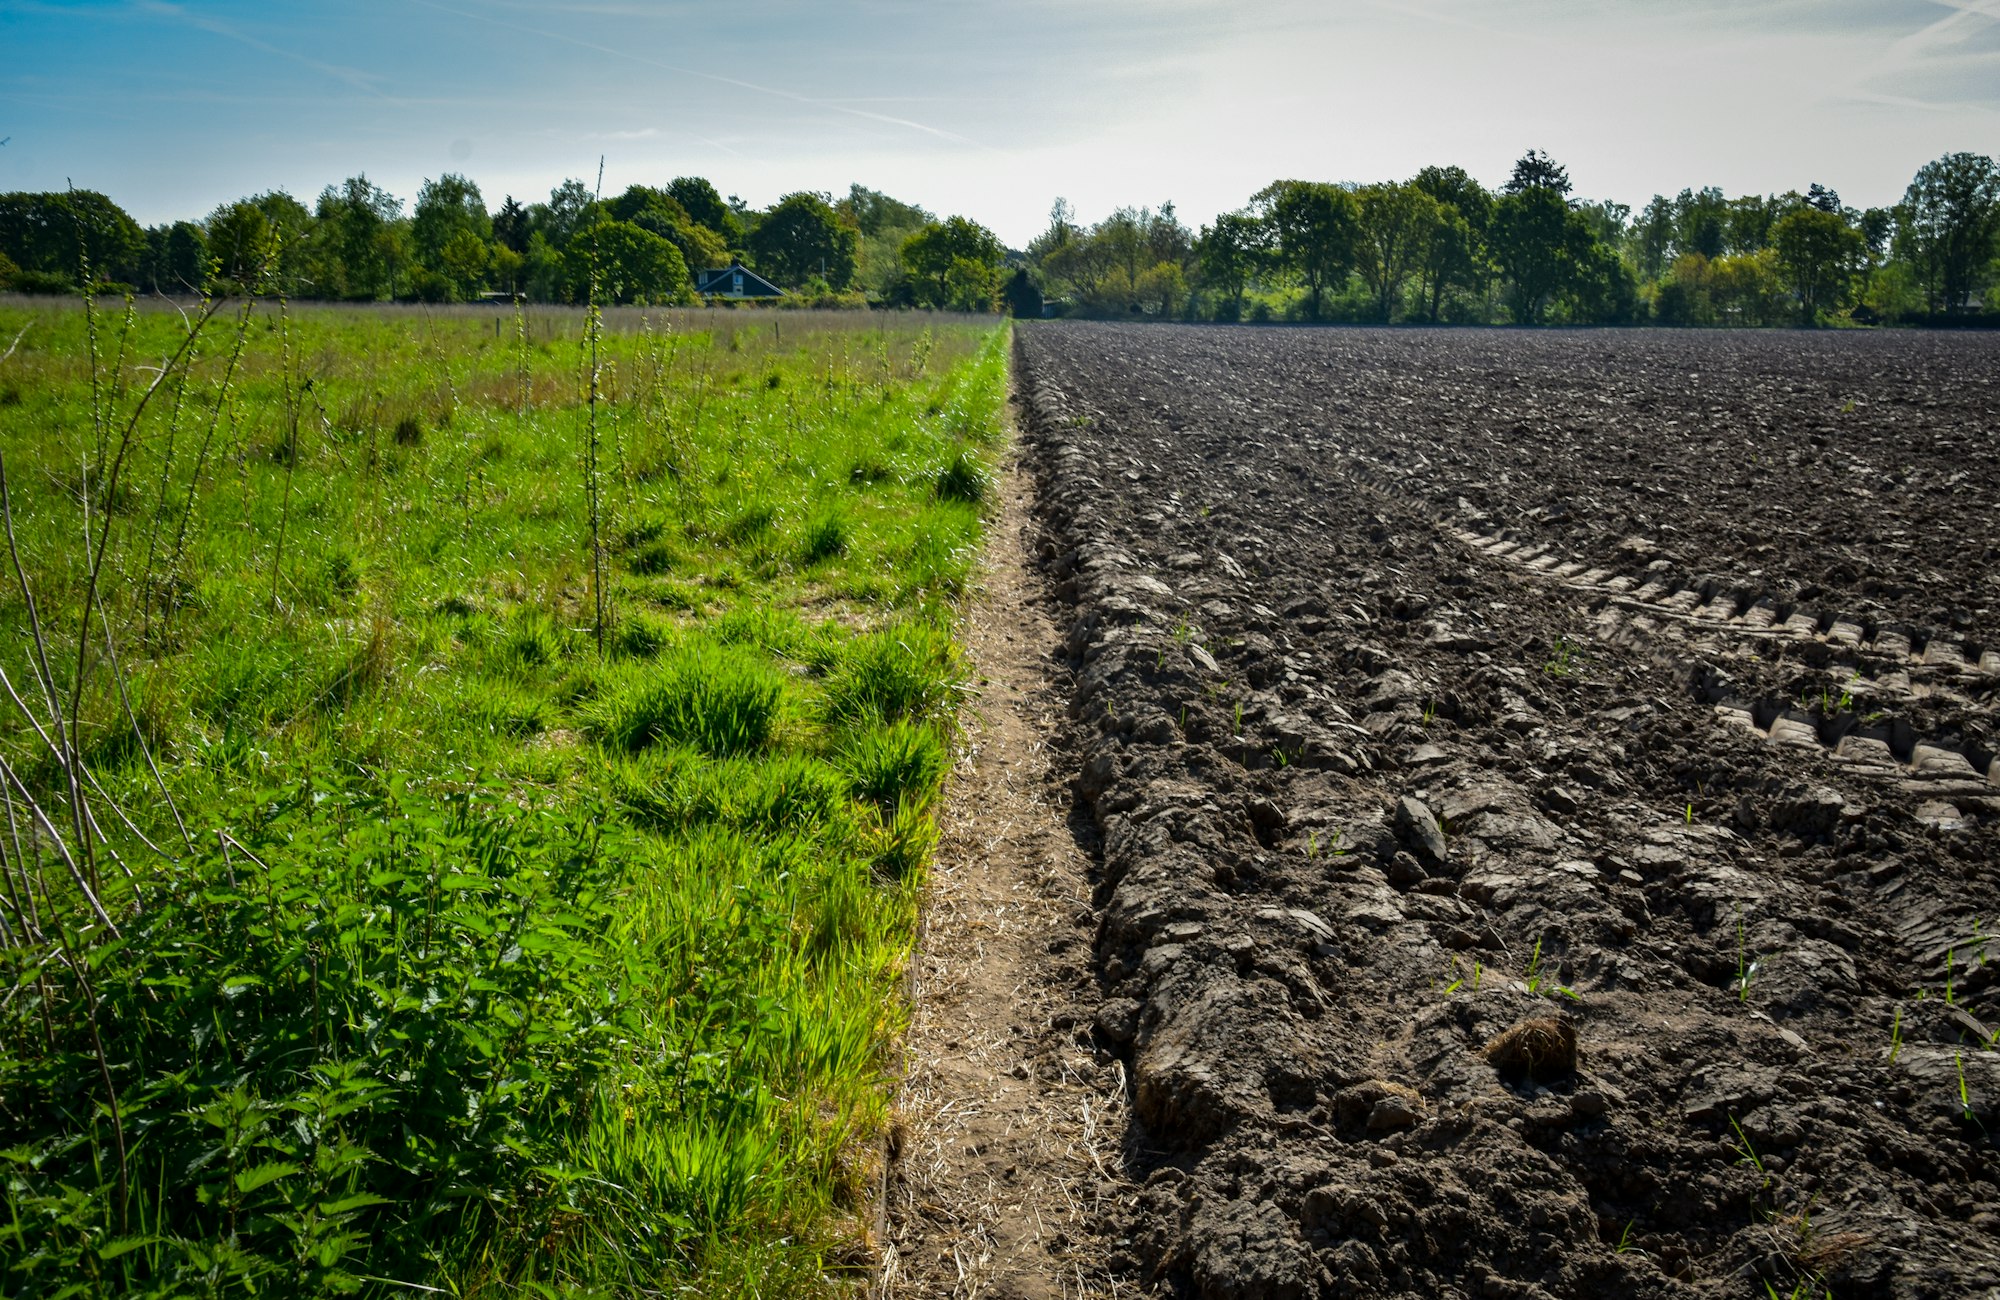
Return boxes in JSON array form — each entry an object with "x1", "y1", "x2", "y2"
[{"x1": 0, "y1": 293, "x2": 1007, "y2": 1295}]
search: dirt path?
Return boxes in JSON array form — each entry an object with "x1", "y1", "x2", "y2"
[{"x1": 879, "y1": 426, "x2": 1127, "y2": 1299}]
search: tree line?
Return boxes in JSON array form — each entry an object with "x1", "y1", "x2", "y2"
[
  {"x1": 0, "y1": 174, "x2": 1010, "y2": 310},
  {"x1": 1025, "y1": 149, "x2": 2000, "y2": 326},
  {"x1": 3, "y1": 149, "x2": 1997, "y2": 325}
]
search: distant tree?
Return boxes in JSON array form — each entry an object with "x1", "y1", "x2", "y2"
[
  {"x1": 1805, "y1": 183, "x2": 1842, "y2": 214},
  {"x1": 533, "y1": 179, "x2": 597, "y2": 251},
  {"x1": 839, "y1": 184, "x2": 932, "y2": 238},
  {"x1": 1027, "y1": 197, "x2": 1080, "y2": 264},
  {"x1": 567, "y1": 218, "x2": 690, "y2": 305},
  {"x1": 1724, "y1": 194, "x2": 1776, "y2": 256},
  {"x1": 158, "y1": 221, "x2": 208, "y2": 293},
  {"x1": 438, "y1": 229, "x2": 491, "y2": 300},
  {"x1": 315, "y1": 174, "x2": 402, "y2": 300},
  {"x1": 1502, "y1": 149, "x2": 1571, "y2": 197},
  {"x1": 1894, "y1": 151, "x2": 2000, "y2": 312},
  {"x1": 1353, "y1": 182, "x2": 1443, "y2": 321},
  {"x1": 606, "y1": 185, "x2": 728, "y2": 276},
  {"x1": 1489, "y1": 185, "x2": 1594, "y2": 323},
  {"x1": 1133, "y1": 261, "x2": 1190, "y2": 317},
  {"x1": 1250, "y1": 180, "x2": 1359, "y2": 321},
  {"x1": 0, "y1": 191, "x2": 145, "y2": 285},
  {"x1": 1412, "y1": 165, "x2": 1492, "y2": 322},
  {"x1": 1772, "y1": 207, "x2": 1865, "y2": 323},
  {"x1": 412, "y1": 174, "x2": 491, "y2": 281},
  {"x1": 1859, "y1": 207, "x2": 1895, "y2": 263},
  {"x1": 748, "y1": 192, "x2": 856, "y2": 289},
  {"x1": 1632, "y1": 195, "x2": 1675, "y2": 281},
  {"x1": 139, "y1": 221, "x2": 209, "y2": 295},
  {"x1": 493, "y1": 195, "x2": 530, "y2": 254},
  {"x1": 207, "y1": 193, "x2": 313, "y2": 292},
  {"x1": 1673, "y1": 187, "x2": 1728, "y2": 260},
  {"x1": 667, "y1": 176, "x2": 739, "y2": 243},
  {"x1": 902, "y1": 215, "x2": 1003, "y2": 308},
  {"x1": 1196, "y1": 211, "x2": 1266, "y2": 320}
]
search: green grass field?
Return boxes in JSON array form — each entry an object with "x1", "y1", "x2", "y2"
[{"x1": 0, "y1": 295, "x2": 1006, "y2": 1295}]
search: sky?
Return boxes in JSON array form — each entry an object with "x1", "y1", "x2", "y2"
[{"x1": 2, "y1": 0, "x2": 1997, "y2": 247}]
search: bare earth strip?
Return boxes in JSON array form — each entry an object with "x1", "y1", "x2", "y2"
[{"x1": 880, "y1": 422, "x2": 1128, "y2": 1300}]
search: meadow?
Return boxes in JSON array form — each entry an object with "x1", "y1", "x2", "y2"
[{"x1": 0, "y1": 293, "x2": 1006, "y2": 1295}]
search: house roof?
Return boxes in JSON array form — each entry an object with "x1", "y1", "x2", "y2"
[{"x1": 695, "y1": 260, "x2": 785, "y2": 298}]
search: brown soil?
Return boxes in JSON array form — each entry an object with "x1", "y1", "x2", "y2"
[
  {"x1": 880, "y1": 429, "x2": 1126, "y2": 1299},
  {"x1": 1007, "y1": 322, "x2": 2000, "y2": 1300}
]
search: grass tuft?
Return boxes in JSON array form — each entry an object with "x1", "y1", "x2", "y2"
[
  {"x1": 933, "y1": 447, "x2": 988, "y2": 504},
  {"x1": 821, "y1": 619, "x2": 963, "y2": 726},
  {"x1": 586, "y1": 644, "x2": 784, "y2": 756}
]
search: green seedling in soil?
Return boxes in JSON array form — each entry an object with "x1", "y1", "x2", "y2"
[
  {"x1": 1422, "y1": 698, "x2": 1437, "y2": 726},
  {"x1": 1957, "y1": 1052, "x2": 1978, "y2": 1125},
  {"x1": 1178, "y1": 704, "x2": 1189, "y2": 733},
  {"x1": 1737, "y1": 906, "x2": 1760, "y2": 1002},
  {"x1": 1173, "y1": 619, "x2": 1195, "y2": 646},
  {"x1": 1888, "y1": 1005, "x2": 1905, "y2": 1063},
  {"x1": 1614, "y1": 1221, "x2": 1639, "y2": 1254},
  {"x1": 1271, "y1": 746, "x2": 1291, "y2": 768},
  {"x1": 1521, "y1": 937, "x2": 1582, "y2": 1002},
  {"x1": 1728, "y1": 1115, "x2": 1773, "y2": 1194},
  {"x1": 1544, "y1": 637, "x2": 1579, "y2": 677},
  {"x1": 1687, "y1": 801, "x2": 1695, "y2": 825},
  {"x1": 1232, "y1": 700, "x2": 1244, "y2": 735}
]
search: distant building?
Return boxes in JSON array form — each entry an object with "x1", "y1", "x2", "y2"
[{"x1": 694, "y1": 259, "x2": 785, "y2": 300}]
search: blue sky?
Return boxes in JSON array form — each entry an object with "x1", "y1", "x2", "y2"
[{"x1": 2, "y1": 0, "x2": 1997, "y2": 245}]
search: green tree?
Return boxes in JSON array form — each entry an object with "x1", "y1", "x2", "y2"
[
  {"x1": 1196, "y1": 211, "x2": 1266, "y2": 321},
  {"x1": 139, "y1": 220, "x2": 209, "y2": 295},
  {"x1": 606, "y1": 185, "x2": 727, "y2": 277},
  {"x1": 315, "y1": 174, "x2": 402, "y2": 300},
  {"x1": 839, "y1": 184, "x2": 932, "y2": 238},
  {"x1": 0, "y1": 190, "x2": 145, "y2": 286},
  {"x1": 1632, "y1": 195, "x2": 1675, "y2": 281},
  {"x1": 1894, "y1": 151, "x2": 2000, "y2": 312},
  {"x1": 901, "y1": 216, "x2": 1003, "y2": 308},
  {"x1": 1412, "y1": 165, "x2": 1492, "y2": 322},
  {"x1": 1771, "y1": 206, "x2": 1864, "y2": 323},
  {"x1": 412, "y1": 174, "x2": 491, "y2": 273},
  {"x1": 667, "y1": 177, "x2": 740, "y2": 244},
  {"x1": 1502, "y1": 149, "x2": 1571, "y2": 196},
  {"x1": 1250, "y1": 180, "x2": 1359, "y2": 321},
  {"x1": 1489, "y1": 185, "x2": 1594, "y2": 324},
  {"x1": 206, "y1": 198, "x2": 283, "y2": 290},
  {"x1": 438, "y1": 229, "x2": 491, "y2": 300},
  {"x1": 533, "y1": 179, "x2": 597, "y2": 251},
  {"x1": 1353, "y1": 182, "x2": 1443, "y2": 321},
  {"x1": 1673, "y1": 187, "x2": 1729, "y2": 259},
  {"x1": 493, "y1": 196, "x2": 530, "y2": 254},
  {"x1": 748, "y1": 192, "x2": 856, "y2": 289},
  {"x1": 572, "y1": 218, "x2": 691, "y2": 305}
]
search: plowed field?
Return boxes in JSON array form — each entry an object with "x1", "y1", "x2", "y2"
[{"x1": 1013, "y1": 323, "x2": 2000, "y2": 1299}]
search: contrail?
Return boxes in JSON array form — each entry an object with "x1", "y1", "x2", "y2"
[
  {"x1": 409, "y1": 0, "x2": 993, "y2": 152},
  {"x1": 133, "y1": 0, "x2": 386, "y2": 96}
]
